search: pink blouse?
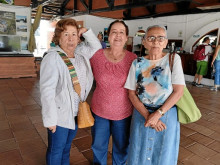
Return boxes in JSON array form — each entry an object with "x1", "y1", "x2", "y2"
[{"x1": 90, "y1": 49, "x2": 137, "y2": 120}]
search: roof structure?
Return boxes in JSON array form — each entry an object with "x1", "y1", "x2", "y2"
[{"x1": 13, "y1": 0, "x2": 220, "y2": 20}]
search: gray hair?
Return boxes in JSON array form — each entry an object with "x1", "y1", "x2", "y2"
[{"x1": 145, "y1": 25, "x2": 167, "y2": 38}]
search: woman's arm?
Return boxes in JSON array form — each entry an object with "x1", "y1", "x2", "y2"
[
  {"x1": 145, "y1": 84, "x2": 184, "y2": 127},
  {"x1": 75, "y1": 28, "x2": 102, "y2": 59},
  {"x1": 40, "y1": 53, "x2": 59, "y2": 129},
  {"x1": 128, "y1": 89, "x2": 150, "y2": 120},
  {"x1": 211, "y1": 45, "x2": 220, "y2": 67},
  {"x1": 160, "y1": 84, "x2": 184, "y2": 113},
  {"x1": 129, "y1": 89, "x2": 167, "y2": 131}
]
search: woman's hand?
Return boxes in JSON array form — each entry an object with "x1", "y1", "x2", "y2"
[
  {"x1": 48, "y1": 126, "x2": 56, "y2": 133},
  {"x1": 144, "y1": 111, "x2": 161, "y2": 128},
  {"x1": 154, "y1": 120, "x2": 166, "y2": 132},
  {"x1": 211, "y1": 61, "x2": 214, "y2": 67},
  {"x1": 78, "y1": 27, "x2": 88, "y2": 37}
]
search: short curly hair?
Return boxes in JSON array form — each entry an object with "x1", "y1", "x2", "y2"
[{"x1": 52, "y1": 18, "x2": 79, "y2": 45}]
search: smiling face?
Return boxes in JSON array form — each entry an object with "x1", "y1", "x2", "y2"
[
  {"x1": 108, "y1": 22, "x2": 128, "y2": 48},
  {"x1": 59, "y1": 25, "x2": 79, "y2": 53},
  {"x1": 142, "y1": 27, "x2": 168, "y2": 55}
]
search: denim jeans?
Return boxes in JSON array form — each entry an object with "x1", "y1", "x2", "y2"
[
  {"x1": 46, "y1": 125, "x2": 78, "y2": 165},
  {"x1": 91, "y1": 113, "x2": 131, "y2": 165},
  {"x1": 214, "y1": 60, "x2": 220, "y2": 85}
]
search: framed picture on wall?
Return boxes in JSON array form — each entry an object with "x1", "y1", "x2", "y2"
[
  {"x1": 0, "y1": 4, "x2": 31, "y2": 54},
  {"x1": 0, "y1": 11, "x2": 16, "y2": 35}
]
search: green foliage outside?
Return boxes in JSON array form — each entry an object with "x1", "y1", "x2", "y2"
[{"x1": 0, "y1": 0, "x2": 14, "y2": 5}]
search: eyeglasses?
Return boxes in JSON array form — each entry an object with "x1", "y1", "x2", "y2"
[{"x1": 145, "y1": 36, "x2": 167, "y2": 42}]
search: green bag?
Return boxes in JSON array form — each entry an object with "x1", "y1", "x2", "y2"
[
  {"x1": 169, "y1": 53, "x2": 202, "y2": 124},
  {"x1": 176, "y1": 86, "x2": 201, "y2": 124}
]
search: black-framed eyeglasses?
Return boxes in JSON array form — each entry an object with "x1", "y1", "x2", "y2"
[{"x1": 146, "y1": 36, "x2": 167, "y2": 42}]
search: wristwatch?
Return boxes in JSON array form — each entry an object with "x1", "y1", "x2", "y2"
[{"x1": 157, "y1": 109, "x2": 164, "y2": 116}]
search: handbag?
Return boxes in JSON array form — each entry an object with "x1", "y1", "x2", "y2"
[
  {"x1": 169, "y1": 53, "x2": 202, "y2": 124},
  {"x1": 58, "y1": 51, "x2": 94, "y2": 128},
  {"x1": 78, "y1": 101, "x2": 95, "y2": 128}
]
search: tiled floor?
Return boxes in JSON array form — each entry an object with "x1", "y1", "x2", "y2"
[{"x1": 0, "y1": 77, "x2": 220, "y2": 165}]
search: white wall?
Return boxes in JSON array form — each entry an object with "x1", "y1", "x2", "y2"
[
  {"x1": 71, "y1": 12, "x2": 220, "y2": 53},
  {"x1": 126, "y1": 13, "x2": 220, "y2": 52},
  {"x1": 185, "y1": 20, "x2": 220, "y2": 53},
  {"x1": 73, "y1": 15, "x2": 115, "y2": 37}
]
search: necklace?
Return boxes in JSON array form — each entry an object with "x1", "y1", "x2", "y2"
[{"x1": 108, "y1": 51, "x2": 125, "y2": 62}]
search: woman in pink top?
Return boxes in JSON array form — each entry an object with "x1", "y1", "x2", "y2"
[{"x1": 90, "y1": 20, "x2": 137, "y2": 165}]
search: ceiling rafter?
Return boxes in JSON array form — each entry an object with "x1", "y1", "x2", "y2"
[
  {"x1": 79, "y1": 0, "x2": 89, "y2": 11},
  {"x1": 123, "y1": 0, "x2": 132, "y2": 19},
  {"x1": 176, "y1": 1, "x2": 191, "y2": 12},
  {"x1": 89, "y1": 0, "x2": 93, "y2": 11},
  {"x1": 30, "y1": 0, "x2": 220, "y2": 20},
  {"x1": 124, "y1": 7, "x2": 220, "y2": 20},
  {"x1": 191, "y1": 0, "x2": 203, "y2": 5},
  {"x1": 77, "y1": 0, "x2": 192, "y2": 14},
  {"x1": 73, "y1": 0, "x2": 77, "y2": 13},
  {"x1": 60, "y1": 0, "x2": 70, "y2": 15},
  {"x1": 146, "y1": 5, "x2": 156, "y2": 15},
  {"x1": 42, "y1": 6, "x2": 61, "y2": 15},
  {"x1": 123, "y1": 9, "x2": 131, "y2": 19},
  {"x1": 105, "y1": 0, "x2": 115, "y2": 9}
]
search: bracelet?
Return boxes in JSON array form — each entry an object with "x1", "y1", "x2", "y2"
[{"x1": 157, "y1": 109, "x2": 164, "y2": 116}]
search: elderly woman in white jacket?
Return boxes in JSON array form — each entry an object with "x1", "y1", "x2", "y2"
[{"x1": 40, "y1": 18, "x2": 101, "y2": 165}]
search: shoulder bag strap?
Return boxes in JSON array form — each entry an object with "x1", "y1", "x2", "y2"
[
  {"x1": 57, "y1": 51, "x2": 81, "y2": 98},
  {"x1": 169, "y1": 52, "x2": 175, "y2": 72}
]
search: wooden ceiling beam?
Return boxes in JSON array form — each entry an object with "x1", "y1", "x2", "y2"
[
  {"x1": 89, "y1": 0, "x2": 93, "y2": 11},
  {"x1": 85, "y1": 0, "x2": 192, "y2": 14},
  {"x1": 29, "y1": 0, "x2": 220, "y2": 20},
  {"x1": 124, "y1": 7, "x2": 220, "y2": 20},
  {"x1": 79, "y1": 0, "x2": 89, "y2": 11},
  {"x1": 176, "y1": 1, "x2": 191, "y2": 12},
  {"x1": 146, "y1": 5, "x2": 156, "y2": 15},
  {"x1": 60, "y1": 0, "x2": 70, "y2": 15},
  {"x1": 105, "y1": 0, "x2": 115, "y2": 9}
]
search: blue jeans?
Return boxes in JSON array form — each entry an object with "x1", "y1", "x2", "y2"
[
  {"x1": 46, "y1": 125, "x2": 78, "y2": 165},
  {"x1": 214, "y1": 60, "x2": 220, "y2": 85},
  {"x1": 91, "y1": 113, "x2": 131, "y2": 165}
]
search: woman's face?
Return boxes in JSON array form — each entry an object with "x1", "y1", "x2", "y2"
[
  {"x1": 97, "y1": 34, "x2": 103, "y2": 41},
  {"x1": 142, "y1": 27, "x2": 168, "y2": 55},
  {"x1": 108, "y1": 22, "x2": 128, "y2": 48},
  {"x1": 59, "y1": 25, "x2": 79, "y2": 53}
]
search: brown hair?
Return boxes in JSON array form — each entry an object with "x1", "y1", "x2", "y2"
[
  {"x1": 107, "y1": 20, "x2": 129, "y2": 36},
  {"x1": 203, "y1": 37, "x2": 210, "y2": 43},
  {"x1": 52, "y1": 18, "x2": 79, "y2": 45}
]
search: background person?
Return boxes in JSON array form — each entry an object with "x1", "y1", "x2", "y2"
[
  {"x1": 192, "y1": 37, "x2": 213, "y2": 87},
  {"x1": 40, "y1": 18, "x2": 101, "y2": 165},
  {"x1": 125, "y1": 25, "x2": 185, "y2": 165},
  {"x1": 210, "y1": 44, "x2": 220, "y2": 91},
  {"x1": 97, "y1": 32, "x2": 107, "y2": 49},
  {"x1": 90, "y1": 20, "x2": 137, "y2": 165}
]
